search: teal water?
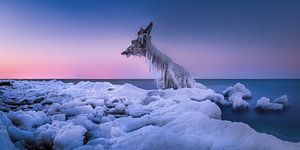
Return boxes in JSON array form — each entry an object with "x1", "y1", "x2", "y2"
[{"x1": 19, "y1": 79, "x2": 300, "y2": 142}]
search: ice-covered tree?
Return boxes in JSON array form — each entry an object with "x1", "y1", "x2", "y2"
[{"x1": 121, "y1": 22, "x2": 195, "y2": 89}]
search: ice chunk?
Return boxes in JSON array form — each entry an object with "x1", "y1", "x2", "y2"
[
  {"x1": 7, "y1": 111, "x2": 35, "y2": 130},
  {"x1": 53, "y1": 123, "x2": 87, "y2": 150},
  {"x1": 147, "y1": 90, "x2": 165, "y2": 97},
  {"x1": 229, "y1": 93, "x2": 249, "y2": 110},
  {"x1": 84, "y1": 98, "x2": 105, "y2": 107},
  {"x1": 109, "y1": 103, "x2": 126, "y2": 115},
  {"x1": 111, "y1": 83, "x2": 147, "y2": 104},
  {"x1": 69, "y1": 115, "x2": 96, "y2": 130},
  {"x1": 50, "y1": 114, "x2": 66, "y2": 121},
  {"x1": 142, "y1": 96, "x2": 159, "y2": 105},
  {"x1": 35, "y1": 124, "x2": 57, "y2": 147},
  {"x1": 60, "y1": 104, "x2": 94, "y2": 118},
  {"x1": 125, "y1": 104, "x2": 151, "y2": 118},
  {"x1": 58, "y1": 81, "x2": 112, "y2": 99},
  {"x1": 273, "y1": 95, "x2": 288, "y2": 106},
  {"x1": 222, "y1": 83, "x2": 252, "y2": 98},
  {"x1": 87, "y1": 137, "x2": 112, "y2": 149},
  {"x1": 32, "y1": 103, "x2": 43, "y2": 111},
  {"x1": 86, "y1": 123, "x2": 112, "y2": 140},
  {"x1": 0, "y1": 111, "x2": 12, "y2": 127},
  {"x1": 222, "y1": 83, "x2": 251, "y2": 110},
  {"x1": 35, "y1": 121, "x2": 68, "y2": 147},
  {"x1": 7, "y1": 110, "x2": 49, "y2": 131},
  {"x1": 256, "y1": 97, "x2": 283, "y2": 111},
  {"x1": 113, "y1": 115, "x2": 154, "y2": 133},
  {"x1": 0, "y1": 127, "x2": 15, "y2": 150},
  {"x1": 7, "y1": 126, "x2": 34, "y2": 144}
]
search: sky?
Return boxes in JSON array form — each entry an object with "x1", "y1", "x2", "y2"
[{"x1": 0, "y1": 0, "x2": 299, "y2": 79}]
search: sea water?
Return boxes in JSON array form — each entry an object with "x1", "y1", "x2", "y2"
[{"x1": 31, "y1": 79, "x2": 300, "y2": 142}]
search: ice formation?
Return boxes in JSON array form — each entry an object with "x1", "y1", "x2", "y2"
[
  {"x1": 255, "y1": 95, "x2": 288, "y2": 111},
  {"x1": 255, "y1": 97, "x2": 283, "y2": 111},
  {"x1": 0, "y1": 80, "x2": 299, "y2": 149},
  {"x1": 121, "y1": 22, "x2": 200, "y2": 89},
  {"x1": 273, "y1": 95, "x2": 289, "y2": 106},
  {"x1": 229, "y1": 93, "x2": 249, "y2": 110},
  {"x1": 222, "y1": 83, "x2": 251, "y2": 110},
  {"x1": 222, "y1": 83, "x2": 252, "y2": 98}
]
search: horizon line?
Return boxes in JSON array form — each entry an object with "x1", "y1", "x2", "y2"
[{"x1": 1, "y1": 78, "x2": 300, "y2": 80}]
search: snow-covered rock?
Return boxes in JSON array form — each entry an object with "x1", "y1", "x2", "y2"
[
  {"x1": 222, "y1": 83, "x2": 251, "y2": 110},
  {"x1": 229, "y1": 93, "x2": 249, "y2": 110},
  {"x1": 222, "y1": 83, "x2": 252, "y2": 98},
  {"x1": 256, "y1": 97, "x2": 283, "y2": 111},
  {"x1": 273, "y1": 95, "x2": 289, "y2": 106}
]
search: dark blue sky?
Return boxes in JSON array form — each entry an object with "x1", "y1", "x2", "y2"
[{"x1": 1, "y1": 0, "x2": 300, "y2": 78}]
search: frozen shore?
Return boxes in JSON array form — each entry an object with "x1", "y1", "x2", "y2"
[{"x1": 0, "y1": 80, "x2": 299, "y2": 150}]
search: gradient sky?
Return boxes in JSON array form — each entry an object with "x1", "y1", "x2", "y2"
[{"x1": 0, "y1": 0, "x2": 300, "y2": 79}]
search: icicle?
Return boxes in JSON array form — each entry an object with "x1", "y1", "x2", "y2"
[{"x1": 144, "y1": 38, "x2": 195, "y2": 89}]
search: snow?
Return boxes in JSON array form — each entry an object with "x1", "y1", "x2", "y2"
[
  {"x1": 255, "y1": 97, "x2": 283, "y2": 111},
  {"x1": 0, "y1": 127, "x2": 15, "y2": 150},
  {"x1": 222, "y1": 83, "x2": 252, "y2": 98},
  {"x1": 273, "y1": 95, "x2": 289, "y2": 106},
  {"x1": 51, "y1": 114, "x2": 66, "y2": 121},
  {"x1": 229, "y1": 93, "x2": 249, "y2": 110},
  {"x1": 53, "y1": 123, "x2": 87, "y2": 150},
  {"x1": 7, "y1": 110, "x2": 49, "y2": 131},
  {"x1": 0, "y1": 111, "x2": 11, "y2": 127},
  {"x1": 0, "y1": 80, "x2": 298, "y2": 149},
  {"x1": 222, "y1": 83, "x2": 252, "y2": 110}
]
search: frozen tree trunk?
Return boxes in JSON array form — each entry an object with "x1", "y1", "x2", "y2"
[{"x1": 145, "y1": 38, "x2": 195, "y2": 89}]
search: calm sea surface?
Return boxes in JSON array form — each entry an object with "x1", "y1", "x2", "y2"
[{"x1": 20, "y1": 79, "x2": 300, "y2": 142}]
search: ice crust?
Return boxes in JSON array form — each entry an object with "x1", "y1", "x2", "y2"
[{"x1": 0, "y1": 80, "x2": 298, "y2": 149}]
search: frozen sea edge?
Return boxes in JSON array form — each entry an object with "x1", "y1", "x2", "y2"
[{"x1": 0, "y1": 80, "x2": 299, "y2": 150}]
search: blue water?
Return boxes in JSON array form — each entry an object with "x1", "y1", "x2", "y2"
[
  {"x1": 198, "y1": 79, "x2": 300, "y2": 142},
  {"x1": 26, "y1": 79, "x2": 300, "y2": 142}
]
